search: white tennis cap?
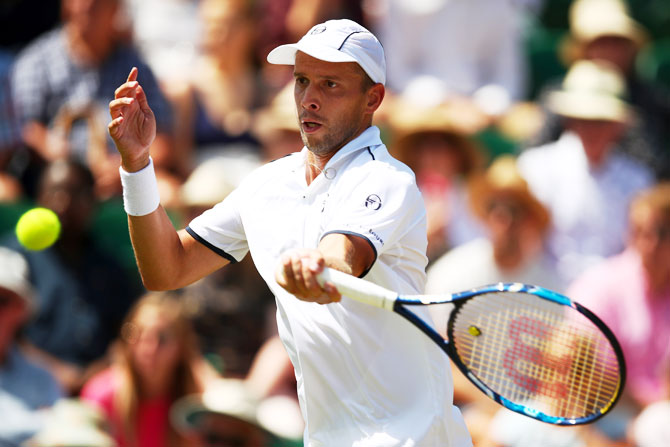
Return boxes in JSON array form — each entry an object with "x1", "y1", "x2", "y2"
[{"x1": 267, "y1": 19, "x2": 386, "y2": 85}]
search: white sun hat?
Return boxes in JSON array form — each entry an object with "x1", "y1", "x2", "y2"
[
  {"x1": 171, "y1": 378, "x2": 305, "y2": 442},
  {"x1": 547, "y1": 59, "x2": 632, "y2": 123},
  {"x1": 267, "y1": 18, "x2": 386, "y2": 85}
]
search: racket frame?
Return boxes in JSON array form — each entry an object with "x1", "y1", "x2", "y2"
[
  {"x1": 317, "y1": 269, "x2": 626, "y2": 425},
  {"x1": 396, "y1": 284, "x2": 626, "y2": 425}
]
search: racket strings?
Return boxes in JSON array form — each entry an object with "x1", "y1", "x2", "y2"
[{"x1": 450, "y1": 292, "x2": 622, "y2": 420}]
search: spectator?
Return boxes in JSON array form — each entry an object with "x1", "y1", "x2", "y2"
[
  {"x1": 566, "y1": 182, "x2": 670, "y2": 443},
  {"x1": 0, "y1": 247, "x2": 62, "y2": 446},
  {"x1": 251, "y1": 81, "x2": 304, "y2": 162},
  {"x1": 124, "y1": 0, "x2": 201, "y2": 87},
  {"x1": 425, "y1": 155, "x2": 561, "y2": 446},
  {"x1": 517, "y1": 59, "x2": 655, "y2": 285},
  {"x1": 3, "y1": 159, "x2": 141, "y2": 394},
  {"x1": 167, "y1": 0, "x2": 265, "y2": 177},
  {"x1": 386, "y1": 97, "x2": 488, "y2": 260},
  {"x1": 426, "y1": 155, "x2": 560, "y2": 295},
  {"x1": 0, "y1": 52, "x2": 23, "y2": 202},
  {"x1": 80, "y1": 291, "x2": 217, "y2": 447},
  {"x1": 9, "y1": 0, "x2": 174, "y2": 199},
  {"x1": 366, "y1": 0, "x2": 531, "y2": 114},
  {"x1": 531, "y1": 0, "x2": 670, "y2": 180},
  {"x1": 177, "y1": 156, "x2": 278, "y2": 379}
]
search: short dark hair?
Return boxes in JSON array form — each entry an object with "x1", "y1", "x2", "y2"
[{"x1": 352, "y1": 63, "x2": 376, "y2": 92}]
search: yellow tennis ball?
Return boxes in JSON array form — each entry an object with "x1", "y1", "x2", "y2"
[{"x1": 15, "y1": 207, "x2": 61, "y2": 251}]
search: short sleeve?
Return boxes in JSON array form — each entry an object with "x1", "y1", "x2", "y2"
[
  {"x1": 186, "y1": 185, "x2": 249, "y2": 263},
  {"x1": 322, "y1": 165, "x2": 426, "y2": 259}
]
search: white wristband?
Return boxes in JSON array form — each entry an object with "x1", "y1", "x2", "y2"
[{"x1": 119, "y1": 157, "x2": 160, "y2": 216}]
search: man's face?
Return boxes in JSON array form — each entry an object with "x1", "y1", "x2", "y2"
[{"x1": 293, "y1": 52, "x2": 374, "y2": 157}]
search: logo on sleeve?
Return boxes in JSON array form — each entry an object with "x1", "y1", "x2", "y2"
[
  {"x1": 365, "y1": 194, "x2": 382, "y2": 210},
  {"x1": 310, "y1": 25, "x2": 327, "y2": 35}
]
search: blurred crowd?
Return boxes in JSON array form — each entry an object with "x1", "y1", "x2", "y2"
[{"x1": 0, "y1": 0, "x2": 669, "y2": 446}]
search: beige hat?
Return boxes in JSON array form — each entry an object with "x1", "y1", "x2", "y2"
[
  {"x1": 25, "y1": 399, "x2": 116, "y2": 447},
  {"x1": 180, "y1": 154, "x2": 261, "y2": 208},
  {"x1": 468, "y1": 155, "x2": 551, "y2": 231},
  {"x1": 0, "y1": 246, "x2": 34, "y2": 308},
  {"x1": 252, "y1": 82, "x2": 300, "y2": 142},
  {"x1": 387, "y1": 97, "x2": 488, "y2": 175},
  {"x1": 171, "y1": 378, "x2": 304, "y2": 442},
  {"x1": 569, "y1": 0, "x2": 647, "y2": 47},
  {"x1": 547, "y1": 59, "x2": 632, "y2": 122}
]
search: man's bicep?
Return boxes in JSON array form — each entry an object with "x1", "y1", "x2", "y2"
[
  {"x1": 177, "y1": 228, "x2": 231, "y2": 285},
  {"x1": 318, "y1": 232, "x2": 375, "y2": 278}
]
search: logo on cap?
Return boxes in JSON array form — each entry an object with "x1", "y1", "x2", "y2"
[{"x1": 310, "y1": 25, "x2": 327, "y2": 35}]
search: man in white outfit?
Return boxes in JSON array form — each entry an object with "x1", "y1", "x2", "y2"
[{"x1": 107, "y1": 18, "x2": 471, "y2": 447}]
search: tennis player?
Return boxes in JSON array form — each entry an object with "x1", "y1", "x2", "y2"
[{"x1": 108, "y1": 18, "x2": 471, "y2": 446}]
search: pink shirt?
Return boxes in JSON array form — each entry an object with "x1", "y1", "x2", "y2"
[
  {"x1": 80, "y1": 368, "x2": 171, "y2": 447},
  {"x1": 567, "y1": 249, "x2": 670, "y2": 405}
]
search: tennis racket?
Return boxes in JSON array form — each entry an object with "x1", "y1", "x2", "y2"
[{"x1": 317, "y1": 268, "x2": 625, "y2": 426}]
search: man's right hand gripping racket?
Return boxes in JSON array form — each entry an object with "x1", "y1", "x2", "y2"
[{"x1": 318, "y1": 268, "x2": 625, "y2": 426}]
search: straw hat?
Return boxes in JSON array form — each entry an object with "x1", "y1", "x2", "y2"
[
  {"x1": 180, "y1": 154, "x2": 261, "y2": 208},
  {"x1": 251, "y1": 82, "x2": 300, "y2": 143},
  {"x1": 387, "y1": 97, "x2": 488, "y2": 175},
  {"x1": 171, "y1": 378, "x2": 304, "y2": 442},
  {"x1": 468, "y1": 155, "x2": 550, "y2": 231},
  {"x1": 547, "y1": 59, "x2": 632, "y2": 123},
  {"x1": 25, "y1": 399, "x2": 116, "y2": 447},
  {"x1": 569, "y1": 0, "x2": 647, "y2": 48}
]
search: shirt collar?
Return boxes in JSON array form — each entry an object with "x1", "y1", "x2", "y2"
[{"x1": 300, "y1": 126, "x2": 382, "y2": 169}]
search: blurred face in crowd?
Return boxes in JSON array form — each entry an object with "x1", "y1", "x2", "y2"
[
  {"x1": 564, "y1": 118, "x2": 627, "y2": 167},
  {"x1": 63, "y1": 0, "x2": 121, "y2": 61},
  {"x1": 484, "y1": 194, "x2": 545, "y2": 270},
  {"x1": 583, "y1": 36, "x2": 638, "y2": 74},
  {"x1": 411, "y1": 132, "x2": 472, "y2": 185},
  {"x1": 0, "y1": 288, "x2": 29, "y2": 361},
  {"x1": 37, "y1": 161, "x2": 95, "y2": 238},
  {"x1": 630, "y1": 205, "x2": 670, "y2": 292},
  {"x1": 125, "y1": 305, "x2": 182, "y2": 384},
  {"x1": 293, "y1": 52, "x2": 382, "y2": 158},
  {"x1": 199, "y1": 0, "x2": 254, "y2": 60}
]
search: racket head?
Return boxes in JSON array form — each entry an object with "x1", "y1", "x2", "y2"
[{"x1": 444, "y1": 283, "x2": 626, "y2": 425}]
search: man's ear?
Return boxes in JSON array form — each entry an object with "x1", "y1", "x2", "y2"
[{"x1": 366, "y1": 84, "x2": 385, "y2": 113}]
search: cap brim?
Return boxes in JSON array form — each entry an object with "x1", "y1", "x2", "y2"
[{"x1": 267, "y1": 42, "x2": 357, "y2": 65}]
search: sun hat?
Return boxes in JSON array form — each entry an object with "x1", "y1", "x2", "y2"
[
  {"x1": 267, "y1": 18, "x2": 386, "y2": 85},
  {"x1": 569, "y1": 0, "x2": 647, "y2": 48},
  {"x1": 0, "y1": 246, "x2": 34, "y2": 309},
  {"x1": 180, "y1": 154, "x2": 261, "y2": 208},
  {"x1": 171, "y1": 378, "x2": 304, "y2": 442},
  {"x1": 252, "y1": 82, "x2": 300, "y2": 142},
  {"x1": 25, "y1": 399, "x2": 116, "y2": 447},
  {"x1": 386, "y1": 97, "x2": 487, "y2": 176},
  {"x1": 468, "y1": 155, "x2": 551, "y2": 231},
  {"x1": 547, "y1": 59, "x2": 632, "y2": 123}
]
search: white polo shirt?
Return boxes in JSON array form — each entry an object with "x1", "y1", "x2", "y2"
[{"x1": 187, "y1": 127, "x2": 471, "y2": 447}]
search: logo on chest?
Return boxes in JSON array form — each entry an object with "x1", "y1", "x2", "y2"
[{"x1": 365, "y1": 194, "x2": 382, "y2": 211}]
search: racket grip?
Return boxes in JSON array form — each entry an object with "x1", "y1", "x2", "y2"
[{"x1": 318, "y1": 268, "x2": 397, "y2": 311}]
